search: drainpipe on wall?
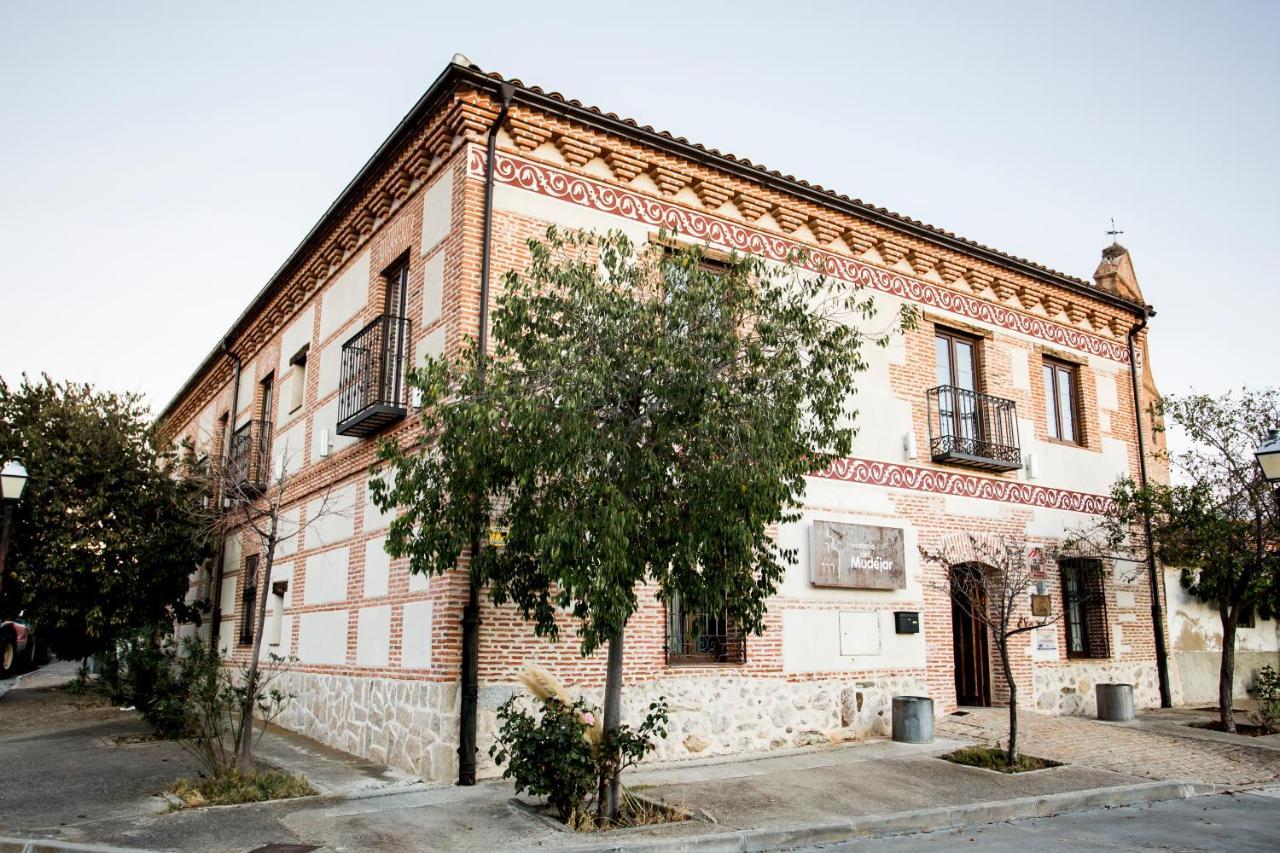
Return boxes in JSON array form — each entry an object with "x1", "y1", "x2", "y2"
[
  {"x1": 1127, "y1": 313, "x2": 1172, "y2": 708},
  {"x1": 458, "y1": 80, "x2": 516, "y2": 787},
  {"x1": 208, "y1": 337, "x2": 242, "y2": 652}
]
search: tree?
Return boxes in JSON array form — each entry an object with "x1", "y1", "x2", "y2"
[
  {"x1": 0, "y1": 375, "x2": 207, "y2": 659},
  {"x1": 191, "y1": 431, "x2": 344, "y2": 773},
  {"x1": 920, "y1": 534, "x2": 1075, "y2": 765},
  {"x1": 1078, "y1": 389, "x2": 1280, "y2": 733},
  {"x1": 372, "y1": 227, "x2": 912, "y2": 816}
]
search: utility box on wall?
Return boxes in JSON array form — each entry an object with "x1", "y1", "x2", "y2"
[{"x1": 893, "y1": 611, "x2": 920, "y2": 634}]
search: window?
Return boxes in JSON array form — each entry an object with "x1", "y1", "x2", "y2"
[
  {"x1": 288, "y1": 346, "x2": 309, "y2": 414},
  {"x1": 665, "y1": 592, "x2": 745, "y2": 665},
  {"x1": 1043, "y1": 358, "x2": 1081, "y2": 444},
  {"x1": 259, "y1": 373, "x2": 274, "y2": 424},
  {"x1": 1239, "y1": 604, "x2": 1256, "y2": 629},
  {"x1": 935, "y1": 329, "x2": 981, "y2": 442},
  {"x1": 1060, "y1": 558, "x2": 1109, "y2": 658},
  {"x1": 239, "y1": 555, "x2": 259, "y2": 646}
]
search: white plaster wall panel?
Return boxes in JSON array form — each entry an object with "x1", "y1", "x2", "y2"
[
  {"x1": 304, "y1": 547, "x2": 349, "y2": 604},
  {"x1": 1009, "y1": 348, "x2": 1030, "y2": 390},
  {"x1": 278, "y1": 306, "x2": 316, "y2": 374},
  {"x1": 1095, "y1": 370, "x2": 1120, "y2": 411},
  {"x1": 297, "y1": 610, "x2": 348, "y2": 665},
  {"x1": 417, "y1": 326, "x2": 447, "y2": 365},
  {"x1": 274, "y1": 508, "x2": 301, "y2": 558},
  {"x1": 219, "y1": 574, "x2": 238, "y2": 617},
  {"x1": 235, "y1": 367, "x2": 256, "y2": 423},
  {"x1": 942, "y1": 493, "x2": 1012, "y2": 520},
  {"x1": 273, "y1": 421, "x2": 307, "y2": 476},
  {"x1": 217, "y1": 620, "x2": 235, "y2": 656},
  {"x1": 797, "y1": 478, "x2": 897, "y2": 517},
  {"x1": 420, "y1": 170, "x2": 453, "y2": 254},
  {"x1": 364, "y1": 471, "x2": 395, "y2": 531},
  {"x1": 319, "y1": 251, "x2": 370, "y2": 340},
  {"x1": 356, "y1": 605, "x2": 391, "y2": 666},
  {"x1": 777, "y1": 511, "x2": 920, "y2": 602},
  {"x1": 782, "y1": 609, "x2": 925, "y2": 673},
  {"x1": 401, "y1": 601, "x2": 434, "y2": 668},
  {"x1": 422, "y1": 251, "x2": 444, "y2": 325},
  {"x1": 1115, "y1": 590, "x2": 1136, "y2": 609},
  {"x1": 495, "y1": 183, "x2": 651, "y2": 246},
  {"x1": 408, "y1": 569, "x2": 429, "y2": 592},
  {"x1": 305, "y1": 484, "x2": 356, "y2": 549},
  {"x1": 310, "y1": 398, "x2": 358, "y2": 459},
  {"x1": 223, "y1": 534, "x2": 242, "y2": 569},
  {"x1": 363, "y1": 536, "x2": 390, "y2": 598},
  {"x1": 316, "y1": 336, "x2": 346, "y2": 400},
  {"x1": 196, "y1": 404, "x2": 216, "y2": 449},
  {"x1": 1028, "y1": 434, "x2": 1130, "y2": 497}
]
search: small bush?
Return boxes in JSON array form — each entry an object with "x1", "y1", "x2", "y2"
[
  {"x1": 169, "y1": 770, "x2": 315, "y2": 808},
  {"x1": 942, "y1": 746, "x2": 1060, "y2": 773},
  {"x1": 490, "y1": 694, "x2": 669, "y2": 828},
  {"x1": 1251, "y1": 664, "x2": 1280, "y2": 733}
]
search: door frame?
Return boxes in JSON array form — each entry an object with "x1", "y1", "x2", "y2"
[{"x1": 950, "y1": 562, "x2": 992, "y2": 707}]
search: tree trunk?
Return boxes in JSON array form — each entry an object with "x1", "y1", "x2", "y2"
[
  {"x1": 237, "y1": 536, "x2": 276, "y2": 774},
  {"x1": 1219, "y1": 609, "x2": 1237, "y2": 734},
  {"x1": 601, "y1": 629, "x2": 625, "y2": 821},
  {"x1": 997, "y1": 638, "x2": 1018, "y2": 765}
]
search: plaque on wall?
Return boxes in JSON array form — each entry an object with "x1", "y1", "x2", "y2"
[{"x1": 810, "y1": 520, "x2": 906, "y2": 590}]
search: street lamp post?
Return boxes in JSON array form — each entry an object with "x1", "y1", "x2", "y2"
[
  {"x1": 0, "y1": 460, "x2": 30, "y2": 599},
  {"x1": 1255, "y1": 428, "x2": 1280, "y2": 504}
]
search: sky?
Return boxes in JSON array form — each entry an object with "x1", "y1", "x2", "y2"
[{"x1": 1, "y1": 1, "x2": 1277, "y2": 418}]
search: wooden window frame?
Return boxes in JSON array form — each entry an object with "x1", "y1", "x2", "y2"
[
  {"x1": 934, "y1": 327, "x2": 984, "y2": 392},
  {"x1": 1043, "y1": 357, "x2": 1083, "y2": 445},
  {"x1": 288, "y1": 346, "x2": 309, "y2": 414},
  {"x1": 239, "y1": 554, "x2": 259, "y2": 646}
]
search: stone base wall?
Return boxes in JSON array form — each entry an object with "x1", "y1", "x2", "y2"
[
  {"x1": 277, "y1": 671, "x2": 460, "y2": 782},
  {"x1": 475, "y1": 672, "x2": 931, "y2": 777},
  {"x1": 1033, "y1": 660, "x2": 1162, "y2": 717}
]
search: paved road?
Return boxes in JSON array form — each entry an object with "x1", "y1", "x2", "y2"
[{"x1": 825, "y1": 788, "x2": 1280, "y2": 852}]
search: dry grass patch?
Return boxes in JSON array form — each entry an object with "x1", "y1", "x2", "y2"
[
  {"x1": 169, "y1": 770, "x2": 315, "y2": 808},
  {"x1": 942, "y1": 746, "x2": 1061, "y2": 773}
]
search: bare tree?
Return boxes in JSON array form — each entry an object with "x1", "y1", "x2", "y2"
[
  {"x1": 191, "y1": 433, "x2": 349, "y2": 772},
  {"x1": 920, "y1": 533, "x2": 1082, "y2": 764}
]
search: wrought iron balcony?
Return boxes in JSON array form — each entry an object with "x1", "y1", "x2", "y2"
[
  {"x1": 336, "y1": 314, "x2": 412, "y2": 438},
  {"x1": 926, "y1": 385, "x2": 1022, "y2": 472},
  {"x1": 226, "y1": 419, "x2": 273, "y2": 492}
]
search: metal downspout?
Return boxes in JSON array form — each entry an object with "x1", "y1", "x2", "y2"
[
  {"x1": 458, "y1": 81, "x2": 515, "y2": 786},
  {"x1": 1128, "y1": 314, "x2": 1172, "y2": 708}
]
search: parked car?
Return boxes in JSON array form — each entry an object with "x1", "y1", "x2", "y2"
[{"x1": 0, "y1": 617, "x2": 36, "y2": 678}]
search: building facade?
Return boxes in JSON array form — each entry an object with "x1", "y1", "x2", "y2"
[{"x1": 158, "y1": 58, "x2": 1177, "y2": 783}]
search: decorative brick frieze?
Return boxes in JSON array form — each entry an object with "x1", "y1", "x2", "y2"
[
  {"x1": 992, "y1": 277, "x2": 1019, "y2": 302},
  {"x1": 504, "y1": 116, "x2": 552, "y2": 153},
  {"x1": 734, "y1": 191, "x2": 769, "y2": 222},
  {"x1": 876, "y1": 238, "x2": 908, "y2": 266},
  {"x1": 937, "y1": 259, "x2": 965, "y2": 285},
  {"x1": 843, "y1": 228, "x2": 876, "y2": 256},
  {"x1": 909, "y1": 249, "x2": 938, "y2": 277},
  {"x1": 604, "y1": 149, "x2": 647, "y2": 182},
  {"x1": 692, "y1": 179, "x2": 733, "y2": 211},
  {"x1": 552, "y1": 133, "x2": 601, "y2": 167},
  {"x1": 771, "y1": 204, "x2": 806, "y2": 234},
  {"x1": 1018, "y1": 284, "x2": 1041, "y2": 310},
  {"x1": 808, "y1": 217, "x2": 841, "y2": 246},
  {"x1": 474, "y1": 149, "x2": 1135, "y2": 365},
  {"x1": 650, "y1": 165, "x2": 691, "y2": 197},
  {"x1": 966, "y1": 269, "x2": 993, "y2": 294}
]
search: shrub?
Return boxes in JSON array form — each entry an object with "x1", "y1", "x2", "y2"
[
  {"x1": 169, "y1": 769, "x2": 315, "y2": 808},
  {"x1": 1252, "y1": 664, "x2": 1280, "y2": 733},
  {"x1": 490, "y1": 694, "x2": 669, "y2": 827}
]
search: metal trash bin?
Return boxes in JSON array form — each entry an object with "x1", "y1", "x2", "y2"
[
  {"x1": 891, "y1": 695, "x2": 935, "y2": 744},
  {"x1": 1096, "y1": 683, "x2": 1135, "y2": 722}
]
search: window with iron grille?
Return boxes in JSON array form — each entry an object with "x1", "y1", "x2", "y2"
[
  {"x1": 665, "y1": 591, "x2": 746, "y2": 665},
  {"x1": 1060, "y1": 558, "x2": 1109, "y2": 658},
  {"x1": 239, "y1": 554, "x2": 259, "y2": 646}
]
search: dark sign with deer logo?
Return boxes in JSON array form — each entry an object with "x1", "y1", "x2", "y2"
[{"x1": 810, "y1": 520, "x2": 906, "y2": 590}]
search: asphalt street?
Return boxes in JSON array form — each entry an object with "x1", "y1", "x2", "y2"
[{"x1": 830, "y1": 787, "x2": 1280, "y2": 852}]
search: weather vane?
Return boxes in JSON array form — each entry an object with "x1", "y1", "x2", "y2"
[{"x1": 1106, "y1": 218, "x2": 1124, "y2": 245}]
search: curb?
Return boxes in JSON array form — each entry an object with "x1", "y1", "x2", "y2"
[
  {"x1": 558, "y1": 780, "x2": 1215, "y2": 852},
  {"x1": 0, "y1": 839, "x2": 150, "y2": 853}
]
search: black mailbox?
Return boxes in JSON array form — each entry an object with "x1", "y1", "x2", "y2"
[{"x1": 894, "y1": 611, "x2": 920, "y2": 634}]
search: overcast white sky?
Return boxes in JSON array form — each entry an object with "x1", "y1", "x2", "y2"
[{"x1": 1, "y1": 2, "x2": 1276, "y2": 417}]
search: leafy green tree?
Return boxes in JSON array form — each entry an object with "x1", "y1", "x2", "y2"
[
  {"x1": 1080, "y1": 389, "x2": 1280, "y2": 732},
  {"x1": 0, "y1": 375, "x2": 207, "y2": 659},
  {"x1": 372, "y1": 228, "x2": 910, "y2": 815}
]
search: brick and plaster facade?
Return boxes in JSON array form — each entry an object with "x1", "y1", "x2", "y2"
[{"x1": 158, "y1": 57, "x2": 1176, "y2": 783}]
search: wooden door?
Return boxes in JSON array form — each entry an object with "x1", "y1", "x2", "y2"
[{"x1": 951, "y1": 566, "x2": 991, "y2": 707}]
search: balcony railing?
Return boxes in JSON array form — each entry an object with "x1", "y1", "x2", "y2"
[
  {"x1": 226, "y1": 419, "x2": 273, "y2": 492},
  {"x1": 926, "y1": 385, "x2": 1022, "y2": 472},
  {"x1": 336, "y1": 314, "x2": 411, "y2": 438}
]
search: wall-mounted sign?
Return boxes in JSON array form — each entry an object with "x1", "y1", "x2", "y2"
[
  {"x1": 810, "y1": 520, "x2": 906, "y2": 590},
  {"x1": 1026, "y1": 546, "x2": 1045, "y2": 579}
]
